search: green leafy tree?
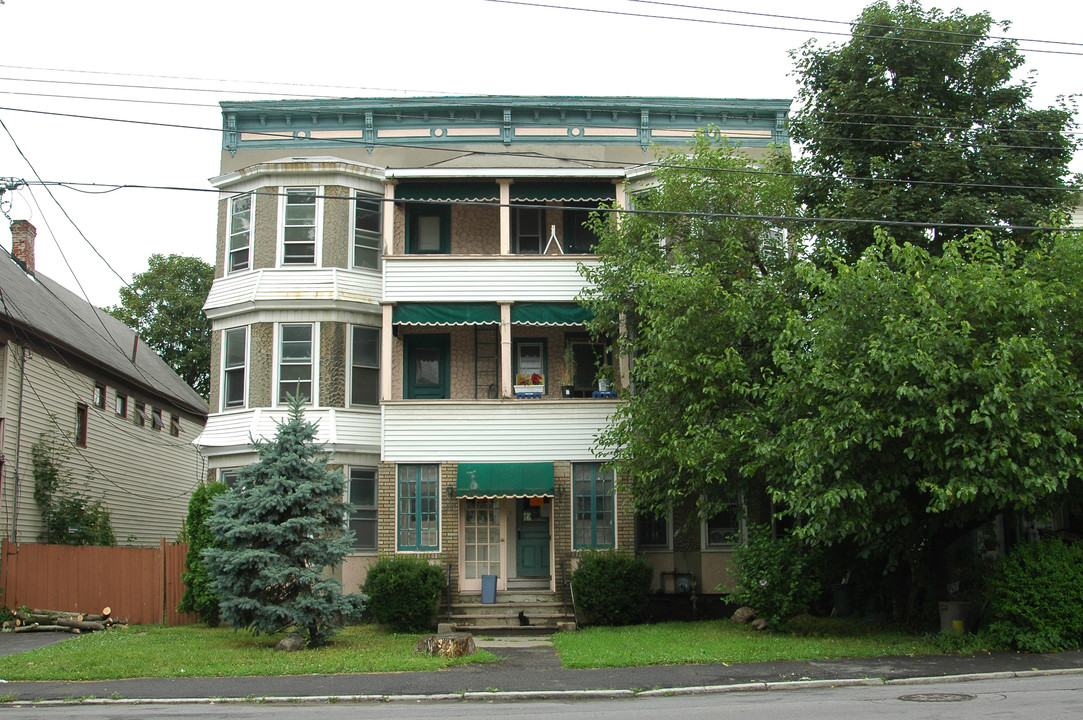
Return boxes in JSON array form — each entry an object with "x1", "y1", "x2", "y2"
[
  {"x1": 765, "y1": 231, "x2": 1083, "y2": 597},
  {"x1": 203, "y1": 399, "x2": 366, "y2": 648},
  {"x1": 108, "y1": 254, "x2": 213, "y2": 398},
  {"x1": 580, "y1": 133, "x2": 801, "y2": 517},
  {"x1": 177, "y1": 480, "x2": 228, "y2": 626},
  {"x1": 31, "y1": 430, "x2": 115, "y2": 546},
  {"x1": 791, "y1": 0, "x2": 1079, "y2": 262}
]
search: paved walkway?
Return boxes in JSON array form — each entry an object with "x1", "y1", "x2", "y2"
[{"x1": 2, "y1": 633, "x2": 1082, "y2": 705}]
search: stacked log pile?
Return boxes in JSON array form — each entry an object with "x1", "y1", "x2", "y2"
[{"x1": 2, "y1": 607, "x2": 128, "y2": 634}]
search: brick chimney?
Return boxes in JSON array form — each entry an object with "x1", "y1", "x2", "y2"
[{"x1": 10, "y1": 220, "x2": 36, "y2": 273}]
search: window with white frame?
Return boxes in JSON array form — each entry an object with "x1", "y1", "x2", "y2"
[
  {"x1": 636, "y1": 510, "x2": 670, "y2": 550},
  {"x1": 348, "y1": 467, "x2": 377, "y2": 551},
  {"x1": 222, "y1": 327, "x2": 247, "y2": 409},
  {"x1": 278, "y1": 323, "x2": 314, "y2": 404},
  {"x1": 353, "y1": 192, "x2": 382, "y2": 269},
  {"x1": 228, "y1": 193, "x2": 253, "y2": 272},
  {"x1": 219, "y1": 468, "x2": 240, "y2": 488},
  {"x1": 514, "y1": 339, "x2": 546, "y2": 391},
  {"x1": 282, "y1": 187, "x2": 317, "y2": 265},
  {"x1": 703, "y1": 496, "x2": 744, "y2": 548},
  {"x1": 350, "y1": 325, "x2": 379, "y2": 406},
  {"x1": 573, "y1": 462, "x2": 615, "y2": 549}
]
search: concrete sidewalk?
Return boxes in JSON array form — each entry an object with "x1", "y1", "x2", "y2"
[{"x1": 2, "y1": 635, "x2": 1082, "y2": 705}]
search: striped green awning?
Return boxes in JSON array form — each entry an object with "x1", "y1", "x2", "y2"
[
  {"x1": 393, "y1": 303, "x2": 500, "y2": 326},
  {"x1": 457, "y1": 463, "x2": 555, "y2": 498},
  {"x1": 510, "y1": 182, "x2": 616, "y2": 202},
  {"x1": 511, "y1": 303, "x2": 592, "y2": 326},
  {"x1": 395, "y1": 182, "x2": 499, "y2": 203}
]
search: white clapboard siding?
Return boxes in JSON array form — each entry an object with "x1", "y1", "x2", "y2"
[
  {"x1": 382, "y1": 399, "x2": 618, "y2": 462},
  {"x1": 195, "y1": 407, "x2": 381, "y2": 455},
  {"x1": 0, "y1": 343, "x2": 205, "y2": 546},
  {"x1": 205, "y1": 268, "x2": 381, "y2": 318},
  {"x1": 383, "y1": 256, "x2": 599, "y2": 303}
]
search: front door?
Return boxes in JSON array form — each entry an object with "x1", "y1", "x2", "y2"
[{"x1": 515, "y1": 498, "x2": 551, "y2": 578}]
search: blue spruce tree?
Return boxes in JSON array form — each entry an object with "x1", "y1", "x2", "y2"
[{"x1": 204, "y1": 398, "x2": 366, "y2": 647}]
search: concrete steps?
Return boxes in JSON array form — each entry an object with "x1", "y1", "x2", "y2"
[{"x1": 445, "y1": 591, "x2": 575, "y2": 633}]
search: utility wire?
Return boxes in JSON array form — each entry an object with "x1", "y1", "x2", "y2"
[
  {"x1": 483, "y1": 0, "x2": 1083, "y2": 56},
  {"x1": 627, "y1": 0, "x2": 1083, "y2": 49}
]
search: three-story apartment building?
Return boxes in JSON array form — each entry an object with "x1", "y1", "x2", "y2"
[{"x1": 195, "y1": 96, "x2": 789, "y2": 622}]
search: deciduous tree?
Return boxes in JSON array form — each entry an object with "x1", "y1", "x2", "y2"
[
  {"x1": 108, "y1": 254, "x2": 213, "y2": 398},
  {"x1": 791, "y1": 0, "x2": 1079, "y2": 262}
]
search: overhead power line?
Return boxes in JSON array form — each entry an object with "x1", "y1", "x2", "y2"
[
  {"x1": 626, "y1": 0, "x2": 1083, "y2": 49},
  {"x1": 483, "y1": 0, "x2": 1083, "y2": 56}
]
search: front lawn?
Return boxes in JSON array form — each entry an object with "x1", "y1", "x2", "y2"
[
  {"x1": 0, "y1": 624, "x2": 496, "y2": 681},
  {"x1": 551, "y1": 617, "x2": 994, "y2": 668}
]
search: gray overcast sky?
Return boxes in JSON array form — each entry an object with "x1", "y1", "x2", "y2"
[{"x1": 0, "y1": 0, "x2": 1079, "y2": 307}]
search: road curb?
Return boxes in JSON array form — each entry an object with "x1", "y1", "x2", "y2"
[{"x1": 6, "y1": 668, "x2": 1083, "y2": 707}]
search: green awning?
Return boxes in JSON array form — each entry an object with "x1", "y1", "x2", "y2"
[
  {"x1": 511, "y1": 303, "x2": 593, "y2": 326},
  {"x1": 395, "y1": 182, "x2": 499, "y2": 203},
  {"x1": 457, "y1": 463, "x2": 555, "y2": 498},
  {"x1": 510, "y1": 182, "x2": 616, "y2": 203},
  {"x1": 393, "y1": 303, "x2": 500, "y2": 326}
]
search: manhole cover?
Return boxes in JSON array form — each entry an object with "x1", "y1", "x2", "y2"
[{"x1": 898, "y1": 693, "x2": 976, "y2": 703}]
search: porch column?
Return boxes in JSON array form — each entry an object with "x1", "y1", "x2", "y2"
[
  {"x1": 382, "y1": 182, "x2": 395, "y2": 256},
  {"x1": 500, "y1": 302, "x2": 512, "y2": 397},
  {"x1": 499, "y1": 179, "x2": 512, "y2": 255},
  {"x1": 613, "y1": 180, "x2": 626, "y2": 230},
  {"x1": 381, "y1": 304, "x2": 393, "y2": 401}
]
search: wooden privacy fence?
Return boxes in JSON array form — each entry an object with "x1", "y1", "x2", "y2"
[{"x1": 0, "y1": 539, "x2": 198, "y2": 625}]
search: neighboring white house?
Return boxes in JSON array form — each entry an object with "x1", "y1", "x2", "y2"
[
  {"x1": 0, "y1": 221, "x2": 209, "y2": 546},
  {"x1": 195, "y1": 96, "x2": 790, "y2": 623}
]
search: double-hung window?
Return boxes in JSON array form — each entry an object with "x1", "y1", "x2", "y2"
[
  {"x1": 114, "y1": 392, "x2": 127, "y2": 418},
  {"x1": 573, "y1": 463, "x2": 615, "y2": 549},
  {"x1": 282, "y1": 187, "x2": 317, "y2": 265},
  {"x1": 228, "y1": 193, "x2": 253, "y2": 272},
  {"x1": 513, "y1": 206, "x2": 543, "y2": 254},
  {"x1": 348, "y1": 468, "x2": 377, "y2": 552},
  {"x1": 350, "y1": 326, "x2": 380, "y2": 406},
  {"x1": 398, "y1": 464, "x2": 439, "y2": 551},
  {"x1": 222, "y1": 327, "x2": 247, "y2": 409},
  {"x1": 93, "y1": 383, "x2": 106, "y2": 409},
  {"x1": 704, "y1": 497, "x2": 744, "y2": 548},
  {"x1": 353, "y1": 192, "x2": 382, "y2": 269},
  {"x1": 636, "y1": 511, "x2": 671, "y2": 550},
  {"x1": 514, "y1": 339, "x2": 546, "y2": 392},
  {"x1": 278, "y1": 323, "x2": 314, "y2": 404}
]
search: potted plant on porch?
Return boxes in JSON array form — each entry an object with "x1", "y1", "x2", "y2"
[
  {"x1": 595, "y1": 361, "x2": 614, "y2": 394},
  {"x1": 560, "y1": 343, "x2": 576, "y2": 398}
]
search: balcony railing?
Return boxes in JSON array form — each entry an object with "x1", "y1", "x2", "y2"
[
  {"x1": 384, "y1": 255, "x2": 599, "y2": 303},
  {"x1": 382, "y1": 398, "x2": 618, "y2": 462},
  {"x1": 204, "y1": 268, "x2": 381, "y2": 318}
]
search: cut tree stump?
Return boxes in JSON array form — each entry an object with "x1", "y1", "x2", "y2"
[{"x1": 414, "y1": 633, "x2": 476, "y2": 658}]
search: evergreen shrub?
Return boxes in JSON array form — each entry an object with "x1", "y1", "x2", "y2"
[
  {"x1": 570, "y1": 550, "x2": 652, "y2": 626},
  {"x1": 362, "y1": 556, "x2": 445, "y2": 632},
  {"x1": 986, "y1": 538, "x2": 1083, "y2": 652},
  {"x1": 178, "y1": 480, "x2": 227, "y2": 625}
]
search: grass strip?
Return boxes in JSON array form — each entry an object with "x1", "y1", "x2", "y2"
[
  {"x1": 0, "y1": 624, "x2": 496, "y2": 681},
  {"x1": 551, "y1": 617, "x2": 996, "y2": 669}
]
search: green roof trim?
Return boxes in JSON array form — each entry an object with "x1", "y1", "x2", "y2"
[
  {"x1": 510, "y1": 182, "x2": 616, "y2": 203},
  {"x1": 457, "y1": 463, "x2": 555, "y2": 498},
  {"x1": 393, "y1": 303, "x2": 500, "y2": 326},
  {"x1": 511, "y1": 303, "x2": 592, "y2": 326},
  {"x1": 396, "y1": 182, "x2": 499, "y2": 203}
]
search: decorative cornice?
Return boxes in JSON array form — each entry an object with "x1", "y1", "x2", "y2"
[{"x1": 220, "y1": 96, "x2": 790, "y2": 155}]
